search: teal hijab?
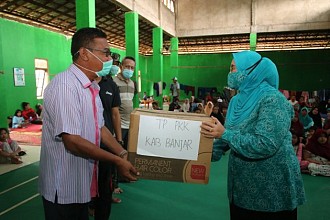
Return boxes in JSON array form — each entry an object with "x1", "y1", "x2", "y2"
[
  {"x1": 226, "y1": 51, "x2": 279, "y2": 128},
  {"x1": 299, "y1": 107, "x2": 313, "y2": 128}
]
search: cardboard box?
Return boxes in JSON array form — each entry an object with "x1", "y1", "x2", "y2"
[{"x1": 128, "y1": 109, "x2": 213, "y2": 184}]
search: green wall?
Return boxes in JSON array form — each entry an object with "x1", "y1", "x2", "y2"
[
  {"x1": 146, "y1": 50, "x2": 330, "y2": 102},
  {"x1": 261, "y1": 50, "x2": 330, "y2": 91},
  {"x1": 0, "y1": 18, "x2": 72, "y2": 127},
  {"x1": 1, "y1": 17, "x2": 329, "y2": 128},
  {"x1": 0, "y1": 22, "x2": 5, "y2": 126}
]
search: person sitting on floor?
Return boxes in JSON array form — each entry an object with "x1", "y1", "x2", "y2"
[
  {"x1": 194, "y1": 103, "x2": 205, "y2": 114},
  {"x1": 35, "y1": 103, "x2": 43, "y2": 119},
  {"x1": 290, "y1": 111, "x2": 305, "y2": 140},
  {"x1": 152, "y1": 101, "x2": 161, "y2": 110},
  {"x1": 306, "y1": 126, "x2": 317, "y2": 144},
  {"x1": 308, "y1": 107, "x2": 323, "y2": 129},
  {"x1": 189, "y1": 96, "x2": 197, "y2": 112},
  {"x1": 169, "y1": 97, "x2": 181, "y2": 112},
  {"x1": 210, "y1": 104, "x2": 225, "y2": 125},
  {"x1": 299, "y1": 107, "x2": 314, "y2": 131},
  {"x1": 12, "y1": 109, "x2": 25, "y2": 128},
  {"x1": 0, "y1": 128, "x2": 24, "y2": 164},
  {"x1": 7, "y1": 116, "x2": 13, "y2": 130},
  {"x1": 291, "y1": 131, "x2": 309, "y2": 173},
  {"x1": 21, "y1": 102, "x2": 42, "y2": 124},
  {"x1": 303, "y1": 129, "x2": 330, "y2": 176},
  {"x1": 182, "y1": 98, "x2": 190, "y2": 113}
]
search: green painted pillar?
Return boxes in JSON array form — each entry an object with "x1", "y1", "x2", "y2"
[
  {"x1": 125, "y1": 12, "x2": 139, "y2": 108},
  {"x1": 75, "y1": 0, "x2": 96, "y2": 29},
  {"x1": 153, "y1": 27, "x2": 163, "y2": 106},
  {"x1": 170, "y1": 37, "x2": 179, "y2": 95},
  {"x1": 170, "y1": 37, "x2": 179, "y2": 76},
  {"x1": 250, "y1": 33, "x2": 257, "y2": 51}
]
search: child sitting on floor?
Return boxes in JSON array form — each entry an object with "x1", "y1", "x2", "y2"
[
  {"x1": 0, "y1": 128, "x2": 24, "y2": 164},
  {"x1": 303, "y1": 129, "x2": 330, "y2": 176},
  {"x1": 12, "y1": 109, "x2": 26, "y2": 128},
  {"x1": 291, "y1": 131, "x2": 309, "y2": 173}
]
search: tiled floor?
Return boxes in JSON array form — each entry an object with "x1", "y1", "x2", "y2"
[{"x1": 0, "y1": 145, "x2": 40, "y2": 175}]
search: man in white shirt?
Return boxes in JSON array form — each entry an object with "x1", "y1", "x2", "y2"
[{"x1": 170, "y1": 77, "x2": 180, "y2": 100}]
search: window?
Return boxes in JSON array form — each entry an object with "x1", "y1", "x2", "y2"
[
  {"x1": 34, "y1": 59, "x2": 49, "y2": 99},
  {"x1": 162, "y1": 0, "x2": 175, "y2": 13}
]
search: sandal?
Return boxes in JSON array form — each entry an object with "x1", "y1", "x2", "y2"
[
  {"x1": 18, "y1": 151, "x2": 26, "y2": 156},
  {"x1": 113, "y1": 187, "x2": 124, "y2": 194},
  {"x1": 112, "y1": 197, "x2": 122, "y2": 203}
]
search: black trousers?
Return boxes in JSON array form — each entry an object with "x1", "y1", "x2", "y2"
[
  {"x1": 94, "y1": 196, "x2": 112, "y2": 220},
  {"x1": 93, "y1": 151, "x2": 114, "y2": 220},
  {"x1": 230, "y1": 203, "x2": 297, "y2": 220},
  {"x1": 42, "y1": 196, "x2": 89, "y2": 220},
  {"x1": 121, "y1": 128, "x2": 129, "y2": 150}
]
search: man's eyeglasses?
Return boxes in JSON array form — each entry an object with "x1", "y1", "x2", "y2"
[{"x1": 86, "y1": 48, "x2": 112, "y2": 57}]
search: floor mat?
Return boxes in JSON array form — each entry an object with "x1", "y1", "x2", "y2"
[{"x1": 9, "y1": 124, "x2": 42, "y2": 146}]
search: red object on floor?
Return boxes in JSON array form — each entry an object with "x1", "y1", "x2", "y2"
[
  {"x1": 10, "y1": 124, "x2": 42, "y2": 146},
  {"x1": 11, "y1": 124, "x2": 42, "y2": 132}
]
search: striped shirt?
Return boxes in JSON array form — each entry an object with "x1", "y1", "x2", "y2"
[
  {"x1": 113, "y1": 74, "x2": 135, "y2": 129},
  {"x1": 38, "y1": 64, "x2": 104, "y2": 204}
]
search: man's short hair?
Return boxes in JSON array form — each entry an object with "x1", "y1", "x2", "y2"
[
  {"x1": 122, "y1": 56, "x2": 136, "y2": 64},
  {"x1": 71, "y1": 27, "x2": 107, "y2": 61},
  {"x1": 21, "y1": 102, "x2": 29, "y2": 109}
]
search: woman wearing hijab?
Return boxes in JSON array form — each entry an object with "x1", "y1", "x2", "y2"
[
  {"x1": 200, "y1": 51, "x2": 305, "y2": 220},
  {"x1": 210, "y1": 104, "x2": 225, "y2": 125},
  {"x1": 308, "y1": 107, "x2": 323, "y2": 129},
  {"x1": 303, "y1": 129, "x2": 330, "y2": 176},
  {"x1": 290, "y1": 111, "x2": 304, "y2": 139},
  {"x1": 299, "y1": 107, "x2": 314, "y2": 131},
  {"x1": 182, "y1": 98, "x2": 190, "y2": 112},
  {"x1": 204, "y1": 101, "x2": 214, "y2": 116}
]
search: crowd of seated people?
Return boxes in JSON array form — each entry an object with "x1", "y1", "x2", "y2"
[
  {"x1": 289, "y1": 94, "x2": 330, "y2": 177},
  {"x1": 6, "y1": 102, "x2": 43, "y2": 130},
  {"x1": 166, "y1": 93, "x2": 228, "y2": 122},
  {"x1": 165, "y1": 92, "x2": 329, "y2": 178}
]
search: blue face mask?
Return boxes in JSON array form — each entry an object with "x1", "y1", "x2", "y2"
[
  {"x1": 122, "y1": 69, "x2": 134, "y2": 79},
  {"x1": 87, "y1": 49, "x2": 113, "y2": 77},
  {"x1": 110, "y1": 65, "x2": 119, "y2": 75},
  {"x1": 227, "y1": 71, "x2": 246, "y2": 90}
]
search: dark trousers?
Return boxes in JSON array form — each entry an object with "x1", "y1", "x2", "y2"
[
  {"x1": 93, "y1": 152, "x2": 114, "y2": 220},
  {"x1": 94, "y1": 196, "x2": 112, "y2": 220},
  {"x1": 230, "y1": 203, "x2": 297, "y2": 220},
  {"x1": 121, "y1": 128, "x2": 129, "y2": 150},
  {"x1": 42, "y1": 196, "x2": 89, "y2": 220}
]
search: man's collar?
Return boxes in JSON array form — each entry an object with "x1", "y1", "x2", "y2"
[{"x1": 70, "y1": 64, "x2": 93, "y2": 88}]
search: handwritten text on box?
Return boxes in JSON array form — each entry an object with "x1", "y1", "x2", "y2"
[{"x1": 137, "y1": 115, "x2": 201, "y2": 160}]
